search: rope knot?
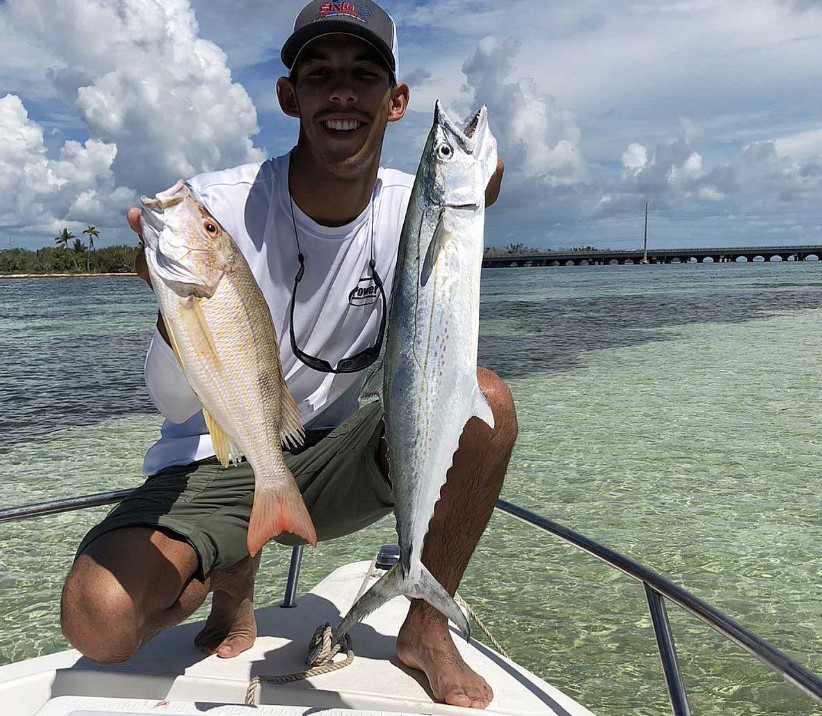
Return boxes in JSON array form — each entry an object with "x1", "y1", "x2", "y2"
[
  {"x1": 307, "y1": 622, "x2": 351, "y2": 666},
  {"x1": 244, "y1": 623, "x2": 355, "y2": 705}
]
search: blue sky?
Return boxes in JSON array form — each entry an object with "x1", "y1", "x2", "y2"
[{"x1": 2, "y1": 0, "x2": 822, "y2": 251}]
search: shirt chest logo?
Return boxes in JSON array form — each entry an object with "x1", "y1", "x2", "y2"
[{"x1": 349, "y1": 275, "x2": 379, "y2": 306}]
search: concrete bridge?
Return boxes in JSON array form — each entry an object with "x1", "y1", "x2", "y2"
[{"x1": 482, "y1": 245, "x2": 822, "y2": 268}]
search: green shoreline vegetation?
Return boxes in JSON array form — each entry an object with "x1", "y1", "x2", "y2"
[
  {"x1": 0, "y1": 245, "x2": 140, "y2": 276},
  {"x1": 0, "y1": 239, "x2": 592, "y2": 278}
]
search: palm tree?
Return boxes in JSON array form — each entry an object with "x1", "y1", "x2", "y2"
[
  {"x1": 54, "y1": 228, "x2": 75, "y2": 249},
  {"x1": 82, "y1": 225, "x2": 99, "y2": 250},
  {"x1": 82, "y1": 226, "x2": 99, "y2": 273}
]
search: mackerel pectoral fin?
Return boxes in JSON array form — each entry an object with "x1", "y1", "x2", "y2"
[
  {"x1": 471, "y1": 385, "x2": 495, "y2": 430},
  {"x1": 421, "y1": 209, "x2": 452, "y2": 287},
  {"x1": 332, "y1": 563, "x2": 470, "y2": 648},
  {"x1": 247, "y1": 469, "x2": 317, "y2": 556},
  {"x1": 279, "y1": 372, "x2": 305, "y2": 449},
  {"x1": 203, "y1": 408, "x2": 243, "y2": 467}
]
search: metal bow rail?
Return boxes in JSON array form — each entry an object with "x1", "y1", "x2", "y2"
[{"x1": 1, "y1": 491, "x2": 820, "y2": 715}]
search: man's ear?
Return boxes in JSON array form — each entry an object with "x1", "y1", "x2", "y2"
[
  {"x1": 387, "y1": 83, "x2": 410, "y2": 123},
  {"x1": 277, "y1": 77, "x2": 300, "y2": 118}
]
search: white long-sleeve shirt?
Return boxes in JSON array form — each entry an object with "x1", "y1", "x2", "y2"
[{"x1": 142, "y1": 152, "x2": 413, "y2": 476}]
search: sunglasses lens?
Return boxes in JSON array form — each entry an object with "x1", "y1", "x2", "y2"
[{"x1": 290, "y1": 263, "x2": 386, "y2": 374}]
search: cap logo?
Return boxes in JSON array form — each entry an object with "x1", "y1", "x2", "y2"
[{"x1": 316, "y1": 2, "x2": 372, "y2": 23}]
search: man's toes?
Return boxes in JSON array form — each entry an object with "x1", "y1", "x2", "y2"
[
  {"x1": 216, "y1": 633, "x2": 254, "y2": 659},
  {"x1": 194, "y1": 628, "x2": 217, "y2": 653},
  {"x1": 444, "y1": 688, "x2": 473, "y2": 708},
  {"x1": 216, "y1": 642, "x2": 237, "y2": 658},
  {"x1": 450, "y1": 683, "x2": 492, "y2": 710}
]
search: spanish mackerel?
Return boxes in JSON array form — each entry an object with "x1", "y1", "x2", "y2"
[
  {"x1": 140, "y1": 181, "x2": 317, "y2": 555},
  {"x1": 332, "y1": 102, "x2": 498, "y2": 644}
]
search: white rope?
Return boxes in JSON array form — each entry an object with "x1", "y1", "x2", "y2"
[
  {"x1": 244, "y1": 623, "x2": 354, "y2": 705},
  {"x1": 244, "y1": 560, "x2": 510, "y2": 706},
  {"x1": 455, "y1": 592, "x2": 510, "y2": 659},
  {"x1": 244, "y1": 559, "x2": 382, "y2": 705}
]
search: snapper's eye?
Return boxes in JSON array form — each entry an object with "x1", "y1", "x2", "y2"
[
  {"x1": 437, "y1": 143, "x2": 454, "y2": 161},
  {"x1": 204, "y1": 221, "x2": 218, "y2": 235}
]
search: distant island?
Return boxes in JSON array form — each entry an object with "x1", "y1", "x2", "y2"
[{"x1": 0, "y1": 245, "x2": 140, "y2": 277}]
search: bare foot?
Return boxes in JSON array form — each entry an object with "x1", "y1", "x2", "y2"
[
  {"x1": 396, "y1": 605, "x2": 493, "y2": 709},
  {"x1": 194, "y1": 554, "x2": 259, "y2": 659}
]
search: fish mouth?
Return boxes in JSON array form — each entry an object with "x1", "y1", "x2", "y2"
[
  {"x1": 434, "y1": 101, "x2": 488, "y2": 154},
  {"x1": 462, "y1": 106, "x2": 484, "y2": 140},
  {"x1": 141, "y1": 179, "x2": 187, "y2": 211}
]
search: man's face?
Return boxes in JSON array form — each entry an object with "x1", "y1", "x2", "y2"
[{"x1": 277, "y1": 34, "x2": 408, "y2": 179}]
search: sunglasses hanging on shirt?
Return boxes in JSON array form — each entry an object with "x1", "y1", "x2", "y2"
[{"x1": 287, "y1": 195, "x2": 387, "y2": 374}]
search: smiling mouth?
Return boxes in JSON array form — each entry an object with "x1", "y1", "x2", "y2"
[{"x1": 324, "y1": 119, "x2": 365, "y2": 132}]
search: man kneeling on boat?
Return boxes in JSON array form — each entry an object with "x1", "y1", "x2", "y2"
[{"x1": 59, "y1": 1, "x2": 514, "y2": 709}]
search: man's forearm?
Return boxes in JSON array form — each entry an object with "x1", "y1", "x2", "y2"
[
  {"x1": 137, "y1": 245, "x2": 171, "y2": 347},
  {"x1": 156, "y1": 312, "x2": 171, "y2": 346}
]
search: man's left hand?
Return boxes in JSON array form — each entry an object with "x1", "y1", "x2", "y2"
[{"x1": 485, "y1": 158, "x2": 504, "y2": 207}]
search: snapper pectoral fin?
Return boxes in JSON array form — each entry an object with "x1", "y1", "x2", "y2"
[{"x1": 176, "y1": 296, "x2": 221, "y2": 368}]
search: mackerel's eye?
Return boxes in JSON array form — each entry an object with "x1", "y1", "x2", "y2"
[
  {"x1": 437, "y1": 143, "x2": 454, "y2": 160},
  {"x1": 204, "y1": 221, "x2": 218, "y2": 235}
]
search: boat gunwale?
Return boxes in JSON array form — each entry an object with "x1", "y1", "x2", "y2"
[{"x1": 2, "y1": 491, "x2": 820, "y2": 714}]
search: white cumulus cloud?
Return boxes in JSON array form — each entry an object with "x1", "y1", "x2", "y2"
[
  {"x1": 0, "y1": 94, "x2": 132, "y2": 234},
  {"x1": 2, "y1": 0, "x2": 264, "y2": 237},
  {"x1": 460, "y1": 36, "x2": 586, "y2": 219}
]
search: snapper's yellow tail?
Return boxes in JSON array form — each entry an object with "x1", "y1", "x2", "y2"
[{"x1": 247, "y1": 474, "x2": 317, "y2": 556}]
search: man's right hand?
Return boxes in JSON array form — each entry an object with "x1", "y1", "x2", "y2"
[
  {"x1": 128, "y1": 207, "x2": 152, "y2": 289},
  {"x1": 129, "y1": 206, "x2": 171, "y2": 345}
]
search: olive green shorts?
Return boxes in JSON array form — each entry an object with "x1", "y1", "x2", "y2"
[{"x1": 77, "y1": 401, "x2": 393, "y2": 577}]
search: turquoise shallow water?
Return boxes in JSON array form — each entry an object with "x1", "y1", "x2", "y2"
[{"x1": 0, "y1": 263, "x2": 820, "y2": 715}]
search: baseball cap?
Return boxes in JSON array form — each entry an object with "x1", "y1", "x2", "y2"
[{"x1": 281, "y1": 1, "x2": 399, "y2": 83}]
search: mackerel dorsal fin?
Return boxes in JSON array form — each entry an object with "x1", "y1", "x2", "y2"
[
  {"x1": 471, "y1": 386, "x2": 495, "y2": 429},
  {"x1": 279, "y1": 373, "x2": 305, "y2": 449},
  {"x1": 421, "y1": 210, "x2": 452, "y2": 287},
  {"x1": 203, "y1": 408, "x2": 243, "y2": 467}
]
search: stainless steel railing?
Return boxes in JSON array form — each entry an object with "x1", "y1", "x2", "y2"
[
  {"x1": 2, "y1": 491, "x2": 820, "y2": 714},
  {"x1": 0, "y1": 490, "x2": 133, "y2": 523}
]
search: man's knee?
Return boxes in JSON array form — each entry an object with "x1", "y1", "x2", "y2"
[
  {"x1": 477, "y1": 367, "x2": 518, "y2": 446},
  {"x1": 61, "y1": 554, "x2": 142, "y2": 664},
  {"x1": 60, "y1": 527, "x2": 197, "y2": 664}
]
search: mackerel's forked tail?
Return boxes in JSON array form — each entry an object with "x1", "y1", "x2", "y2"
[
  {"x1": 247, "y1": 474, "x2": 317, "y2": 556},
  {"x1": 331, "y1": 562, "x2": 470, "y2": 648}
]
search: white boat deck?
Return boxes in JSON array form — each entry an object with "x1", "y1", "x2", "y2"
[{"x1": 0, "y1": 561, "x2": 593, "y2": 716}]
